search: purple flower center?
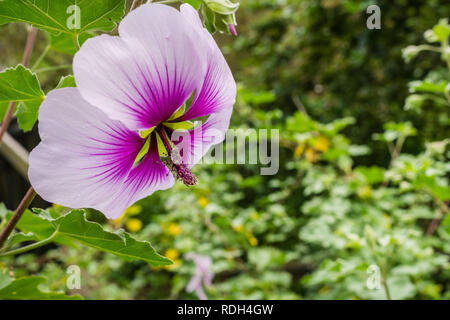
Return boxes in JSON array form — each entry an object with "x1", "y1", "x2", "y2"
[{"x1": 155, "y1": 125, "x2": 197, "y2": 186}]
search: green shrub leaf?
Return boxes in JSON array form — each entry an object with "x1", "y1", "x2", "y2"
[
  {"x1": 0, "y1": 269, "x2": 82, "y2": 300},
  {"x1": 0, "y1": 0, "x2": 126, "y2": 36},
  {"x1": 5, "y1": 209, "x2": 171, "y2": 266},
  {"x1": 0, "y1": 65, "x2": 44, "y2": 131}
]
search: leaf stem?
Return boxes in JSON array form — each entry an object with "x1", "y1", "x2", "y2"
[
  {"x1": 381, "y1": 274, "x2": 392, "y2": 300},
  {"x1": 31, "y1": 44, "x2": 50, "y2": 71},
  {"x1": 0, "y1": 187, "x2": 37, "y2": 249},
  {"x1": 0, "y1": 27, "x2": 38, "y2": 145},
  {"x1": 130, "y1": 0, "x2": 141, "y2": 11},
  {"x1": 366, "y1": 229, "x2": 392, "y2": 300},
  {"x1": 72, "y1": 34, "x2": 80, "y2": 50},
  {"x1": 0, "y1": 230, "x2": 58, "y2": 257},
  {"x1": 22, "y1": 27, "x2": 39, "y2": 66}
]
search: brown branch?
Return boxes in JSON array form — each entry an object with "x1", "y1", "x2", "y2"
[
  {"x1": 0, "y1": 187, "x2": 36, "y2": 249},
  {"x1": 0, "y1": 27, "x2": 38, "y2": 144},
  {"x1": 130, "y1": 0, "x2": 141, "y2": 11},
  {"x1": 0, "y1": 27, "x2": 39, "y2": 250},
  {"x1": 426, "y1": 218, "x2": 441, "y2": 236},
  {"x1": 426, "y1": 200, "x2": 449, "y2": 236}
]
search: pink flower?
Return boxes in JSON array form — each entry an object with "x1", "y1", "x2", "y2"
[
  {"x1": 28, "y1": 4, "x2": 236, "y2": 219},
  {"x1": 185, "y1": 253, "x2": 214, "y2": 300}
]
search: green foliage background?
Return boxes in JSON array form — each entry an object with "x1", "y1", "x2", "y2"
[{"x1": 0, "y1": 0, "x2": 449, "y2": 300}]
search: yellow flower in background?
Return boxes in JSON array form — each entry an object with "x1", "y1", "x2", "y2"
[
  {"x1": 250, "y1": 211, "x2": 260, "y2": 220},
  {"x1": 167, "y1": 223, "x2": 182, "y2": 236},
  {"x1": 198, "y1": 196, "x2": 210, "y2": 208},
  {"x1": 165, "y1": 258, "x2": 182, "y2": 270},
  {"x1": 383, "y1": 214, "x2": 392, "y2": 230},
  {"x1": 112, "y1": 213, "x2": 126, "y2": 227},
  {"x1": 112, "y1": 205, "x2": 143, "y2": 228},
  {"x1": 125, "y1": 204, "x2": 142, "y2": 216},
  {"x1": 152, "y1": 251, "x2": 182, "y2": 271},
  {"x1": 126, "y1": 218, "x2": 143, "y2": 232},
  {"x1": 249, "y1": 236, "x2": 258, "y2": 246},
  {"x1": 232, "y1": 224, "x2": 244, "y2": 232},
  {"x1": 319, "y1": 286, "x2": 331, "y2": 295},
  {"x1": 246, "y1": 232, "x2": 258, "y2": 246},
  {"x1": 357, "y1": 185, "x2": 372, "y2": 199},
  {"x1": 313, "y1": 135, "x2": 331, "y2": 152},
  {"x1": 305, "y1": 148, "x2": 318, "y2": 163},
  {"x1": 294, "y1": 143, "x2": 306, "y2": 159},
  {"x1": 165, "y1": 248, "x2": 180, "y2": 261}
]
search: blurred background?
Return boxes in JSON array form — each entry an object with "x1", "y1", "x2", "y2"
[{"x1": 1, "y1": 0, "x2": 449, "y2": 299}]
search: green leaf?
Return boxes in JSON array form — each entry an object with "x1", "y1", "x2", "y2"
[
  {"x1": 432, "y1": 19, "x2": 450, "y2": 42},
  {"x1": 0, "y1": 102, "x2": 9, "y2": 122},
  {"x1": 9, "y1": 232, "x2": 39, "y2": 246},
  {"x1": 0, "y1": 272, "x2": 82, "y2": 300},
  {"x1": 49, "y1": 31, "x2": 93, "y2": 55},
  {"x1": 414, "y1": 175, "x2": 450, "y2": 201},
  {"x1": 7, "y1": 209, "x2": 171, "y2": 266},
  {"x1": 409, "y1": 80, "x2": 447, "y2": 94},
  {"x1": 440, "y1": 214, "x2": 450, "y2": 236},
  {"x1": 387, "y1": 275, "x2": 417, "y2": 300},
  {"x1": 0, "y1": 0, "x2": 126, "y2": 36},
  {"x1": 52, "y1": 210, "x2": 172, "y2": 266},
  {"x1": 0, "y1": 268, "x2": 13, "y2": 289},
  {"x1": 0, "y1": 202, "x2": 7, "y2": 219},
  {"x1": 56, "y1": 75, "x2": 76, "y2": 89},
  {"x1": 183, "y1": 0, "x2": 203, "y2": 10},
  {"x1": 14, "y1": 209, "x2": 59, "y2": 240},
  {"x1": 5, "y1": 208, "x2": 75, "y2": 247},
  {"x1": 355, "y1": 166, "x2": 385, "y2": 185},
  {"x1": 16, "y1": 101, "x2": 40, "y2": 131},
  {"x1": 0, "y1": 65, "x2": 44, "y2": 131}
]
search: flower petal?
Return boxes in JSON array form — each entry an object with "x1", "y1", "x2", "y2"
[
  {"x1": 73, "y1": 4, "x2": 207, "y2": 131},
  {"x1": 178, "y1": 4, "x2": 236, "y2": 121},
  {"x1": 173, "y1": 107, "x2": 232, "y2": 167},
  {"x1": 29, "y1": 88, "x2": 174, "y2": 219}
]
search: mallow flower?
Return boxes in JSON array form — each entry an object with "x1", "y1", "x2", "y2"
[
  {"x1": 29, "y1": 4, "x2": 236, "y2": 219},
  {"x1": 185, "y1": 253, "x2": 214, "y2": 300}
]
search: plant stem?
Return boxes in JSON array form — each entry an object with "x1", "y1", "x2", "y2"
[
  {"x1": 130, "y1": 0, "x2": 141, "y2": 11},
  {"x1": 0, "y1": 187, "x2": 36, "y2": 249},
  {"x1": 0, "y1": 27, "x2": 38, "y2": 145},
  {"x1": 382, "y1": 276, "x2": 392, "y2": 300},
  {"x1": 72, "y1": 34, "x2": 80, "y2": 50},
  {"x1": 426, "y1": 199, "x2": 449, "y2": 236},
  {"x1": 31, "y1": 44, "x2": 50, "y2": 70},
  {"x1": 366, "y1": 229, "x2": 392, "y2": 300},
  {"x1": 22, "y1": 27, "x2": 39, "y2": 66},
  {"x1": 0, "y1": 230, "x2": 58, "y2": 257}
]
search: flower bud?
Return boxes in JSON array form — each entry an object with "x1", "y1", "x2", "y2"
[
  {"x1": 204, "y1": 0, "x2": 239, "y2": 15},
  {"x1": 228, "y1": 23, "x2": 237, "y2": 36},
  {"x1": 203, "y1": 0, "x2": 239, "y2": 35},
  {"x1": 402, "y1": 45, "x2": 420, "y2": 63},
  {"x1": 424, "y1": 30, "x2": 438, "y2": 43}
]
